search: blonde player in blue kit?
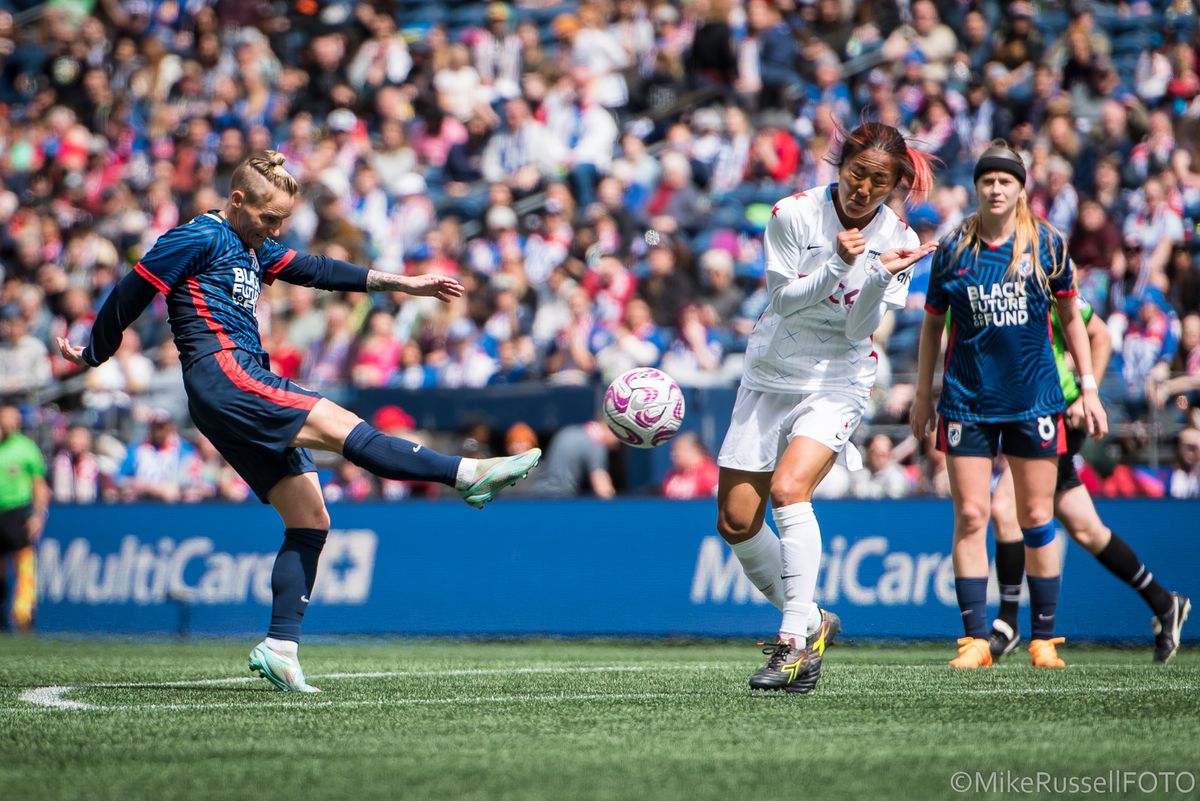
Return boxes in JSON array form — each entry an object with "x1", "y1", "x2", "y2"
[
  {"x1": 912, "y1": 142, "x2": 1108, "y2": 669},
  {"x1": 59, "y1": 152, "x2": 541, "y2": 692}
]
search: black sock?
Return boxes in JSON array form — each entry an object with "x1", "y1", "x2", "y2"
[
  {"x1": 1096, "y1": 534, "x2": 1174, "y2": 617},
  {"x1": 267, "y1": 528, "x2": 327, "y2": 642},
  {"x1": 342, "y1": 422, "x2": 461, "y2": 486},
  {"x1": 1027, "y1": 575, "x2": 1061, "y2": 640},
  {"x1": 994, "y1": 540, "x2": 1025, "y2": 629},
  {"x1": 955, "y1": 577, "x2": 989, "y2": 639}
]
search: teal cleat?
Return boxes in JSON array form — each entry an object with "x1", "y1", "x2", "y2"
[
  {"x1": 248, "y1": 642, "x2": 321, "y2": 693},
  {"x1": 459, "y1": 449, "x2": 541, "y2": 509}
]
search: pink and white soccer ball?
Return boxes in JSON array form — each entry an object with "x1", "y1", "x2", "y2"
[{"x1": 602, "y1": 368, "x2": 686, "y2": 448}]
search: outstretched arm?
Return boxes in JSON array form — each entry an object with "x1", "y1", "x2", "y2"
[
  {"x1": 261, "y1": 246, "x2": 464, "y2": 301},
  {"x1": 58, "y1": 270, "x2": 159, "y2": 369}
]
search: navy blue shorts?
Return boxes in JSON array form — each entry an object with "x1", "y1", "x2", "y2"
[
  {"x1": 184, "y1": 349, "x2": 322, "y2": 503},
  {"x1": 937, "y1": 413, "x2": 1066, "y2": 459}
]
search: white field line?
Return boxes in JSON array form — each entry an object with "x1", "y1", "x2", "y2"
[{"x1": 6, "y1": 661, "x2": 1198, "y2": 714}]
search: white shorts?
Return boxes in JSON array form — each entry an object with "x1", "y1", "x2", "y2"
[{"x1": 717, "y1": 387, "x2": 866, "y2": 473}]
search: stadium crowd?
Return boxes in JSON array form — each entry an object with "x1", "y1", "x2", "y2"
[{"x1": 1, "y1": 0, "x2": 1200, "y2": 501}]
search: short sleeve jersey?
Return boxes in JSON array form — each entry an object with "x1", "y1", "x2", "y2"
[
  {"x1": 133, "y1": 212, "x2": 298, "y2": 367},
  {"x1": 0, "y1": 433, "x2": 46, "y2": 511},
  {"x1": 742, "y1": 185, "x2": 919, "y2": 397},
  {"x1": 925, "y1": 224, "x2": 1076, "y2": 422}
]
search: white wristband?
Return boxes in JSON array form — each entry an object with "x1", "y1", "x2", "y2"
[{"x1": 1081, "y1": 374, "x2": 1098, "y2": 391}]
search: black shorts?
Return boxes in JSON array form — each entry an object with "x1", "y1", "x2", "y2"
[
  {"x1": 1056, "y1": 427, "x2": 1087, "y2": 493},
  {"x1": 0, "y1": 506, "x2": 30, "y2": 553},
  {"x1": 184, "y1": 349, "x2": 321, "y2": 503},
  {"x1": 937, "y1": 414, "x2": 1066, "y2": 459}
]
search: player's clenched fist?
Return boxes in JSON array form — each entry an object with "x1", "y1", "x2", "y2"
[{"x1": 836, "y1": 228, "x2": 866, "y2": 265}]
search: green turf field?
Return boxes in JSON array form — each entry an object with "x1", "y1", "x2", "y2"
[{"x1": 1, "y1": 638, "x2": 1197, "y2": 801}]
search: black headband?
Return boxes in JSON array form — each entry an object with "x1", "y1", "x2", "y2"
[{"x1": 974, "y1": 153, "x2": 1026, "y2": 186}]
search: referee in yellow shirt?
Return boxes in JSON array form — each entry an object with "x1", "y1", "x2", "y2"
[{"x1": 0, "y1": 405, "x2": 48, "y2": 632}]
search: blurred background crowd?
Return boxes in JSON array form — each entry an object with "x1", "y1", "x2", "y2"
[{"x1": 1, "y1": 0, "x2": 1199, "y2": 502}]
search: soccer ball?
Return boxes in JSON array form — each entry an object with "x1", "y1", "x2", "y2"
[{"x1": 602, "y1": 368, "x2": 686, "y2": 448}]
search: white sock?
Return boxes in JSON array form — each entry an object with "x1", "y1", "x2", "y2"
[
  {"x1": 775, "y1": 501, "x2": 822, "y2": 644},
  {"x1": 264, "y1": 637, "x2": 298, "y2": 657},
  {"x1": 455, "y1": 458, "x2": 479, "y2": 490},
  {"x1": 728, "y1": 522, "x2": 784, "y2": 610},
  {"x1": 807, "y1": 604, "x2": 823, "y2": 635}
]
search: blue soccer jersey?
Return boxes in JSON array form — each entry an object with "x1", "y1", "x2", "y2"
[
  {"x1": 924, "y1": 224, "x2": 1076, "y2": 422},
  {"x1": 84, "y1": 211, "x2": 368, "y2": 368}
]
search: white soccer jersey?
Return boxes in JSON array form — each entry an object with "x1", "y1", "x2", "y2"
[{"x1": 742, "y1": 185, "x2": 919, "y2": 396}]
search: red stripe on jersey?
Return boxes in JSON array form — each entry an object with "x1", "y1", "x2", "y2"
[
  {"x1": 944, "y1": 321, "x2": 957, "y2": 374},
  {"x1": 923, "y1": 302, "x2": 946, "y2": 314},
  {"x1": 1053, "y1": 288, "x2": 1077, "y2": 298},
  {"x1": 214, "y1": 350, "x2": 318, "y2": 411},
  {"x1": 187, "y1": 277, "x2": 236, "y2": 349},
  {"x1": 133, "y1": 262, "x2": 172, "y2": 295},
  {"x1": 936, "y1": 417, "x2": 949, "y2": 453},
  {"x1": 1056, "y1": 414, "x2": 1066, "y2": 455},
  {"x1": 262, "y1": 249, "x2": 298, "y2": 285}
]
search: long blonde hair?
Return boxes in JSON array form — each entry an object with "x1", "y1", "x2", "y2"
[
  {"x1": 230, "y1": 150, "x2": 300, "y2": 206},
  {"x1": 950, "y1": 145, "x2": 1070, "y2": 292}
]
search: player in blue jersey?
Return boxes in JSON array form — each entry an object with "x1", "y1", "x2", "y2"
[
  {"x1": 58, "y1": 152, "x2": 541, "y2": 693},
  {"x1": 988, "y1": 302, "x2": 1189, "y2": 663},
  {"x1": 911, "y1": 142, "x2": 1107, "y2": 669}
]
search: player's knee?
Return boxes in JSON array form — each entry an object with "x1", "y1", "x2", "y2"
[
  {"x1": 1070, "y1": 523, "x2": 1110, "y2": 553},
  {"x1": 716, "y1": 506, "x2": 757, "y2": 544},
  {"x1": 955, "y1": 501, "x2": 990, "y2": 535},
  {"x1": 768, "y1": 474, "x2": 811, "y2": 508}
]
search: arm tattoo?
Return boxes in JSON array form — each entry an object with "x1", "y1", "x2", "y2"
[{"x1": 366, "y1": 270, "x2": 407, "y2": 292}]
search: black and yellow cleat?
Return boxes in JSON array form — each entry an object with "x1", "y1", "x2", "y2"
[{"x1": 749, "y1": 609, "x2": 840, "y2": 694}]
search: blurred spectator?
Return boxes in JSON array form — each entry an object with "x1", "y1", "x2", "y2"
[
  {"x1": 1169, "y1": 426, "x2": 1200, "y2": 499},
  {"x1": 51, "y1": 424, "x2": 106, "y2": 504},
  {"x1": 323, "y1": 461, "x2": 376, "y2": 503},
  {"x1": 1155, "y1": 313, "x2": 1200, "y2": 411},
  {"x1": 594, "y1": 297, "x2": 664, "y2": 380},
  {"x1": 482, "y1": 97, "x2": 562, "y2": 194},
  {"x1": 850, "y1": 434, "x2": 911, "y2": 500},
  {"x1": 0, "y1": 314, "x2": 52, "y2": 402},
  {"x1": 83, "y1": 328, "x2": 153, "y2": 427},
  {"x1": 662, "y1": 432, "x2": 719, "y2": 499},
  {"x1": 528, "y1": 420, "x2": 619, "y2": 498},
  {"x1": 187, "y1": 434, "x2": 250, "y2": 503},
  {"x1": 351, "y1": 310, "x2": 403, "y2": 389},
  {"x1": 505, "y1": 422, "x2": 539, "y2": 456},
  {"x1": 661, "y1": 303, "x2": 724, "y2": 387},
  {"x1": 115, "y1": 412, "x2": 198, "y2": 503}
]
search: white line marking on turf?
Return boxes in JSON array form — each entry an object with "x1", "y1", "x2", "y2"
[{"x1": 17, "y1": 686, "x2": 96, "y2": 711}]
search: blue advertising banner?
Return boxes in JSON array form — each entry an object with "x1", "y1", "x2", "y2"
[{"x1": 34, "y1": 500, "x2": 1200, "y2": 641}]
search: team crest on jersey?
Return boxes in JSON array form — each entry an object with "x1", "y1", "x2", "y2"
[
  {"x1": 1017, "y1": 254, "x2": 1033, "y2": 278},
  {"x1": 947, "y1": 422, "x2": 962, "y2": 447},
  {"x1": 867, "y1": 249, "x2": 881, "y2": 261}
]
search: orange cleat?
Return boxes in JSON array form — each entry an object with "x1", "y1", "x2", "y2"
[
  {"x1": 949, "y1": 637, "x2": 993, "y2": 669},
  {"x1": 1029, "y1": 637, "x2": 1067, "y2": 668}
]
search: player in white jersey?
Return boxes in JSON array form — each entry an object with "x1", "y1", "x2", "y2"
[{"x1": 714, "y1": 122, "x2": 938, "y2": 693}]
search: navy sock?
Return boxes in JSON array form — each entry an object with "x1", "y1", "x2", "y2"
[
  {"x1": 342, "y1": 422, "x2": 461, "y2": 486},
  {"x1": 1027, "y1": 575, "x2": 1061, "y2": 640},
  {"x1": 267, "y1": 528, "x2": 327, "y2": 642},
  {"x1": 994, "y1": 540, "x2": 1025, "y2": 629},
  {"x1": 955, "y1": 577, "x2": 989, "y2": 639}
]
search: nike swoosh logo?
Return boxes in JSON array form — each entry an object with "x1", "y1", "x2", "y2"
[
  {"x1": 412, "y1": 445, "x2": 422, "y2": 453},
  {"x1": 1037, "y1": 613, "x2": 1052, "y2": 620},
  {"x1": 300, "y1": 595, "x2": 310, "y2": 604},
  {"x1": 806, "y1": 245, "x2": 822, "y2": 250}
]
